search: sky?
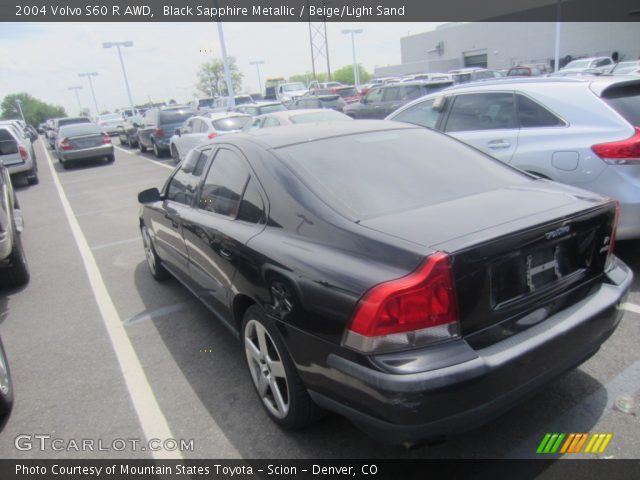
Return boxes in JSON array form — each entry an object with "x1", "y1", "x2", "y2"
[{"x1": 0, "y1": 22, "x2": 442, "y2": 116}]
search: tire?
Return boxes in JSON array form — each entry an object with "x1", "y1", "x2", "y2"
[
  {"x1": 106, "y1": 155, "x2": 115, "y2": 163},
  {"x1": 26, "y1": 164, "x2": 39, "y2": 185},
  {"x1": 141, "y1": 225, "x2": 170, "y2": 281},
  {"x1": 152, "y1": 141, "x2": 163, "y2": 158},
  {"x1": 242, "y1": 305, "x2": 321, "y2": 429},
  {"x1": 0, "y1": 337, "x2": 14, "y2": 419},
  {"x1": 139, "y1": 138, "x2": 147, "y2": 153},
  {"x1": 0, "y1": 223, "x2": 30, "y2": 289},
  {"x1": 61, "y1": 159, "x2": 71, "y2": 170},
  {"x1": 170, "y1": 145, "x2": 180, "y2": 163}
]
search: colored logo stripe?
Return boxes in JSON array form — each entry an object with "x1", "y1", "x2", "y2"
[{"x1": 537, "y1": 433, "x2": 613, "y2": 454}]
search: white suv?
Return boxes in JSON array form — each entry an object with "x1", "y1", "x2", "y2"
[{"x1": 387, "y1": 76, "x2": 640, "y2": 239}]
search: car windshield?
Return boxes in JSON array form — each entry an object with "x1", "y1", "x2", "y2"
[
  {"x1": 288, "y1": 111, "x2": 351, "y2": 124},
  {"x1": 277, "y1": 128, "x2": 528, "y2": 220},
  {"x1": 212, "y1": 116, "x2": 251, "y2": 131},
  {"x1": 260, "y1": 104, "x2": 287, "y2": 114},
  {"x1": 235, "y1": 96, "x2": 254, "y2": 106},
  {"x1": 159, "y1": 110, "x2": 196, "y2": 124},
  {"x1": 99, "y1": 114, "x2": 121, "y2": 121},
  {"x1": 565, "y1": 59, "x2": 591, "y2": 69},
  {"x1": 284, "y1": 83, "x2": 306, "y2": 92},
  {"x1": 59, "y1": 124, "x2": 102, "y2": 137},
  {"x1": 198, "y1": 98, "x2": 215, "y2": 107}
]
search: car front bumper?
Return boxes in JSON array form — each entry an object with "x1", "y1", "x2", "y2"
[
  {"x1": 59, "y1": 144, "x2": 113, "y2": 161},
  {"x1": 300, "y1": 257, "x2": 632, "y2": 445}
]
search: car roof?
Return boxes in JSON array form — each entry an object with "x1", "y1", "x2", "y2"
[
  {"x1": 203, "y1": 112, "x2": 250, "y2": 121},
  {"x1": 432, "y1": 75, "x2": 640, "y2": 93},
  {"x1": 219, "y1": 119, "x2": 416, "y2": 149}
]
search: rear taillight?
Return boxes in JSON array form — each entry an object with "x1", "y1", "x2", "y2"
[
  {"x1": 591, "y1": 127, "x2": 640, "y2": 164},
  {"x1": 18, "y1": 145, "x2": 28, "y2": 161},
  {"x1": 59, "y1": 138, "x2": 72, "y2": 150},
  {"x1": 344, "y1": 252, "x2": 459, "y2": 353},
  {"x1": 155, "y1": 127, "x2": 164, "y2": 138},
  {"x1": 606, "y1": 201, "x2": 620, "y2": 269},
  {"x1": 103, "y1": 134, "x2": 111, "y2": 144},
  {"x1": 207, "y1": 132, "x2": 218, "y2": 140}
]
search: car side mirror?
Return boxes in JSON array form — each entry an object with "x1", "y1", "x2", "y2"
[
  {"x1": 174, "y1": 128, "x2": 181, "y2": 136},
  {"x1": 138, "y1": 187, "x2": 162, "y2": 204}
]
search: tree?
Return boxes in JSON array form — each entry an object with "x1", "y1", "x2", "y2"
[
  {"x1": 1, "y1": 93, "x2": 66, "y2": 126},
  {"x1": 332, "y1": 64, "x2": 372, "y2": 85},
  {"x1": 196, "y1": 58, "x2": 243, "y2": 98}
]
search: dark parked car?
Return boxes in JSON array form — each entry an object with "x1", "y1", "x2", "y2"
[
  {"x1": 290, "y1": 94, "x2": 346, "y2": 111},
  {"x1": 117, "y1": 114, "x2": 143, "y2": 148},
  {"x1": 48, "y1": 117, "x2": 92, "y2": 149},
  {"x1": 137, "y1": 107, "x2": 196, "y2": 158},
  {"x1": 344, "y1": 81, "x2": 452, "y2": 119},
  {"x1": 0, "y1": 335, "x2": 13, "y2": 421},
  {"x1": 0, "y1": 160, "x2": 28, "y2": 289},
  {"x1": 137, "y1": 121, "x2": 630, "y2": 445},
  {"x1": 55, "y1": 123, "x2": 114, "y2": 169}
]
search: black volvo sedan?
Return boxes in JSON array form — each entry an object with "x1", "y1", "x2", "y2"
[{"x1": 138, "y1": 121, "x2": 632, "y2": 445}]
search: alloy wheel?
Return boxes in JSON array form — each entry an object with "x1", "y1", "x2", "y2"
[
  {"x1": 244, "y1": 319, "x2": 290, "y2": 419},
  {"x1": 141, "y1": 227, "x2": 157, "y2": 275}
]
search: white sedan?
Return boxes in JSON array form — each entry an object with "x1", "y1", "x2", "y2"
[{"x1": 169, "y1": 112, "x2": 251, "y2": 162}]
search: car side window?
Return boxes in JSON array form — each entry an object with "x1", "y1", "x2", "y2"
[
  {"x1": 192, "y1": 119, "x2": 206, "y2": 133},
  {"x1": 365, "y1": 88, "x2": 384, "y2": 103},
  {"x1": 237, "y1": 179, "x2": 265, "y2": 224},
  {"x1": 166, "y1": 149, "x2": 210, "y2": 205},
  {"x1": 516, "y1": 94, "x2": 566, "y2": 128},
  {"x1": 383, "y1": 87, "x2": 402, "y2": 102},
  {"x1": 445, "y1": 93, "x2": 517, "y2": 132},
  {"x1": 393, "y1": 99, "x2": 441, "y2": 129},
  {"x1": 263, "y1": 117, "x2": 280, "y2": 128},
  {"x1": 181, "y1": 120, "x2": 193, "y2": 134},
  {"x1": 198, "y1": 148, "x2": 250, "y2": 217},
  {"x1": 403, "y1": 85, "x2": 423, "y2": 100}
]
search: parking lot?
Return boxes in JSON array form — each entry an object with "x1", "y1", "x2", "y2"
[{"x1": 0, "y1": 137, "x2": 637, "y2": 460}]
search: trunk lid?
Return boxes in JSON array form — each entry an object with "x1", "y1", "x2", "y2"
[
  {"x1": 359, "y1": 181, "x2": 616, "y2": 346},
  {"x1": 68, "y1": 134, "x2": 105, "y2": 150}
]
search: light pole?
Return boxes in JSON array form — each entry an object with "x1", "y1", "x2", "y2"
[
  {"x1": 249, "y1": 60, "x2": 265, "y2": 94},
  {"x1": 15, "y1": 99, "x2": 25, "y2": 123},
  {"x1": 102, "y1": 41, "x2": 135, "y2": 111},
  {"x1": 554, "y1": 0, "x2": 562, "y2": 72},
  {"x1": 342, "y1": 29, "x2": 363, "y2": 87},
  {"x1": 78, "y1": 72, "x2": 100, "y2": 116},
  {"x1": 68, "y1": 86, "x2": 83, "y2": 114},
  {"x1": 216, "y1": 22, "x2": 235, "y2": 106}
]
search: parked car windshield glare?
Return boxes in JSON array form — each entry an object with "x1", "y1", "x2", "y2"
[
  {"x1": 159, "y1": 110, "x2": 197, "y2": 124},
  {"x1": 277, "y1": 128, "x2": 529, "y2": 219},
  {"x1": 283, "y1": 83, "x2": 306, "y2": 91},
  {"x1": 212, "y1": 116, "x2": 252, "y2": 131}
]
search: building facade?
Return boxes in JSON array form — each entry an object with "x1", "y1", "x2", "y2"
[{"x1": 374, "y1": 22, "x2": 640, "y2": 77}]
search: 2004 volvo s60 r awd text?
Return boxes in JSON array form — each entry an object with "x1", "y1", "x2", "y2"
[{"x1": 137, "y1": 120, "x2": 632, "y2": 446}]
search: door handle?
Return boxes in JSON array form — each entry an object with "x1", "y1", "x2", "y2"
[
  {"x1": 487, "y1": 140, "x2": 511, "y2": 149},
  {"x1": 390, "y1": 104, "x2": 400, "y2": 109},
  {"x1": 219, "y1": 248, "x2": 233, "y2": 260},
  {"x1": 164, "y1": 214, "x2": 179, "y2": 229}
]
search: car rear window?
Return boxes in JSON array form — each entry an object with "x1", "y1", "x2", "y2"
[
  {"x1": 235, "y1": 96, "x2": 254, "y2": 106},
  {"x1": 602, "y1": 83, "x2": 640, "y2": 126},
  {"x1": 336, "y1": 87, "x2": 357, "y2": 97},
  {"x1": 288, "y1": 111, "x2": 350, "y2": 124},
  {"x1": 277, "y1": 128, "x2": 528, "y2": 219},
  {"x1": 198, "y1": 98, "x2": 215, "y2": 108},
  {"x1": 0, "y1": 129, "x2": 18, "y2": 155},
  {"x1": 212, "y1": 116, "x2": 251, "y2": 131},
  {"x1": 260, "y1": 104, "x2": 286, "y2": 114},
  {"x1": 59, "y1": 124, "x2": 102, "y2": 137},
  {"x1": 58, "y1": 117, "x2": 91, "y2": 127},
  {"x1": 159, "y1": 110, "x2": 196, "y2": 125}
]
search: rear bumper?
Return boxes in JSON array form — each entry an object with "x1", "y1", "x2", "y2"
[
  {"x1": 307, "y1": 257, "x2": 632, "y2": 445},
  {"x1": 60, "y1": 144, "x2": 113, "y2": 161},
  {"x1": 6, "y1": 157, "x2": 34, "y2": 176}
]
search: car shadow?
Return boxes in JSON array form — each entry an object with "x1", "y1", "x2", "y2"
[
  {"x1": 131, "y1": 261, "x2": 608, "y2": 460},
  {"x1": 52, "y1": 159, "x2": 113, "y2": 173}
]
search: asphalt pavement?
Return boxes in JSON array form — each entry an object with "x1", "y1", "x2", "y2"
[{"x1": 0, "y1": 137, "x2": 638, "y2": 460}]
